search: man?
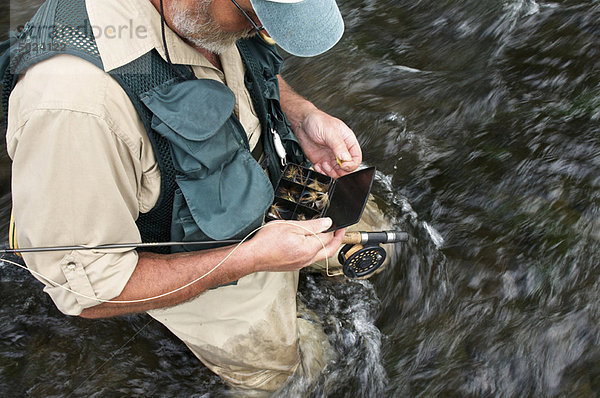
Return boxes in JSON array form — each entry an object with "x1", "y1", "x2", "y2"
[{"x1": 2, "y1": 0, "x2": 363, "y2": 393}]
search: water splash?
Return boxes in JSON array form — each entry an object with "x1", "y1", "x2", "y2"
[
  {"x1": 288, "y1": 273, "x2": 388, "y2": 397},
  {"x1": 422, "y1": 222, "x2": 445, "y2": 249}
]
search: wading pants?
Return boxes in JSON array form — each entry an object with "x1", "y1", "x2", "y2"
[{"x1": 146, "y1": 199, "x2": 394, "y2": 393}]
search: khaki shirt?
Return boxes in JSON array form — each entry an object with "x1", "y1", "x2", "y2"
[{"x1": 6, "y1": 0, "x2": 262, "y2": 315}]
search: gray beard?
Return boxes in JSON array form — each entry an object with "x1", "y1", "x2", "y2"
[{"x1": 169, "y1": 0, "x2": 253, "y2": 55}]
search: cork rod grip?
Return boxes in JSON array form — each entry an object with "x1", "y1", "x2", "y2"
[
  {"x1": 342, "y1": 231, "x2": 409, "y2": 245},
  {"x1": 342, "y1": 232, "x2": 364, "y2": 245}
]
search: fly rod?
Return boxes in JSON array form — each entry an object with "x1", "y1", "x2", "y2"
[{"x1": 1, "y1": 231, "x2": 408, "y2": 255}]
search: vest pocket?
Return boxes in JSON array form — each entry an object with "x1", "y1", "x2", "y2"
[
  {"x1": 170, "y1": 188, "x2": 212, "y2": 252},
  {"x1": 175, "y1": 148, "x2": 273, "y2": 241},
  {"x1": 142, "y1": 78, "x2": 274, "y2": 242}
]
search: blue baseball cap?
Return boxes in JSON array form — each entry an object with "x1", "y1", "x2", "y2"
[{"x1": 249, "y1": 0, "x2": 344, "y2": 57}]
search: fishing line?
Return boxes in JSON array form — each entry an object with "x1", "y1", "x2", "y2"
[{"x1": 0, "y1": 221, "x2": 332, "y2": 304}]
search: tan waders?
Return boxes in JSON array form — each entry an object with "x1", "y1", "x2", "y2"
[{"x1": 147, "y1": 198, "x2": 394, "y2": 393}]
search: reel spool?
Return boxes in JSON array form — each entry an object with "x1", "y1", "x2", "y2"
[
  {"x1": 338, "y1": 231, "x2": 409, "y2": 278},
  {"x1": 338, "y1": 243, "x2": 387, "y2": 278}
]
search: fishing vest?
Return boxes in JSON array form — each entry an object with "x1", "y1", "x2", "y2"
[{"x1": 0, "y1": 0, "x2": 308, "y2": 253}]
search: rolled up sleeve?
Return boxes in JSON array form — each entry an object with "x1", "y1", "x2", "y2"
[{"x1": 9, "y1": 107, "x2": 146, "y2": 316}]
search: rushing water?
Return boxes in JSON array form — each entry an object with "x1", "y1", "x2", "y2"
[{"x1": 1, "y1": 0, "x2": 599, "y2": 396}]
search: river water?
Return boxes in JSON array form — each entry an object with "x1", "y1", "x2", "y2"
[{"x1": 1, "y1": 0, "x2": 599, "y2": 396}]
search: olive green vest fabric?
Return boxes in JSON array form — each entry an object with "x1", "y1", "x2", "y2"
[{"x1": 0, "y1": 0, "x2": 308, "y2": 253}]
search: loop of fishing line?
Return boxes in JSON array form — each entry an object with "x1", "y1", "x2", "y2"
[{"x1": 0, "y1": 220, "x2": 332, "y2": 304}]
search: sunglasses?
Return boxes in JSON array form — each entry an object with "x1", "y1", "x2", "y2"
[{"x1": 230, "y1": 0, "x2": 265, "y2": 34}]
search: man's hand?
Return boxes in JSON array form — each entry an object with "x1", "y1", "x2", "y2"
[
  {"x1": 80, "y1": 218, "x2": 344, "y2": 319},
  {"x1": 292, "y1": 109, "x2": 362, "y2": 178},
  {"x1": 278, "y1": 76, "x2": 362, "y2": 178},
  {"x1": 249, "y1": 218, "x2": 346, "y2": 272}
]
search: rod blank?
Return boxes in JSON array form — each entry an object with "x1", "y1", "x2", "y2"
[
  {"x1": 2, "y1": 231, "x2": 409, "y2": 255},
  {"x1": 1, "y1": 240, "x2": 241, "y2": 254}
]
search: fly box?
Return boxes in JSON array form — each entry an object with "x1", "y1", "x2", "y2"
[{"x1": 266, "y1": 164, "x2": 376, "y2": 231}]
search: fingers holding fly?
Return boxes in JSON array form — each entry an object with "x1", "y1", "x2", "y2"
[
  {"x1": 328, "y1": 122, "x2": 362, "y2": 174},
  {"x1": 315, "y1": 127, "x2": 362, "y2": 178}
]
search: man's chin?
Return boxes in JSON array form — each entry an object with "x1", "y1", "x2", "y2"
[{"x1": 187, "y1": 31, "x2": 255, "y2": 55}]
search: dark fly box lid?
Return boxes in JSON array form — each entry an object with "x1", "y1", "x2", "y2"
[
  {"x1": 323, "y1": 166, "x2": 376, "y2": 231},
  {"x1": 267, "y1": 164, "x2": 376, "y2": 232}
]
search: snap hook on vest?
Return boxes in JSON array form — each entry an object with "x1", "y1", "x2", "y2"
[{"x1": 271, "y1": 128, "x2": 287, "y2": 166}]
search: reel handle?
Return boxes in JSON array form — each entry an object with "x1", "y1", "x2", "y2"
[{"x1": 342, "y1": 231, "x2": 409, "y2": 245}]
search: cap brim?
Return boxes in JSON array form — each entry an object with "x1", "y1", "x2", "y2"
[{"x1": 249, "y1": 0, "x2": 344, "y2": 57}]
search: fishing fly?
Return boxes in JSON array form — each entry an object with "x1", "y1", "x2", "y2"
[
  {"x1": 277, "y1": 186, "x2": 301, "y2": 202},
  {"x1": 283, "y1": 164, "x2": 307, "y2": 184},
  {"x1": 307, "y1": 178, "x2": 329, "y2": 192},
  {"x1": 267, "y1": 203, "x2": 292, "y2": 220},
  {"x1": 299, "y1": 190, "x2": 329, "y2": 210}
]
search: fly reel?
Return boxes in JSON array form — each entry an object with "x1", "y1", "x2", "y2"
[
  {"x1": 339, "y1": 231, "x2": 409, "y2": 278},
  {"x1": 339, "y1": 243, "x2": 387, "y2": 278}
]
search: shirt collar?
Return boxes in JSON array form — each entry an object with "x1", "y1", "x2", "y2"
[{"x1": 86, "y1": 0, "x2": 224, "y2": 72}]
